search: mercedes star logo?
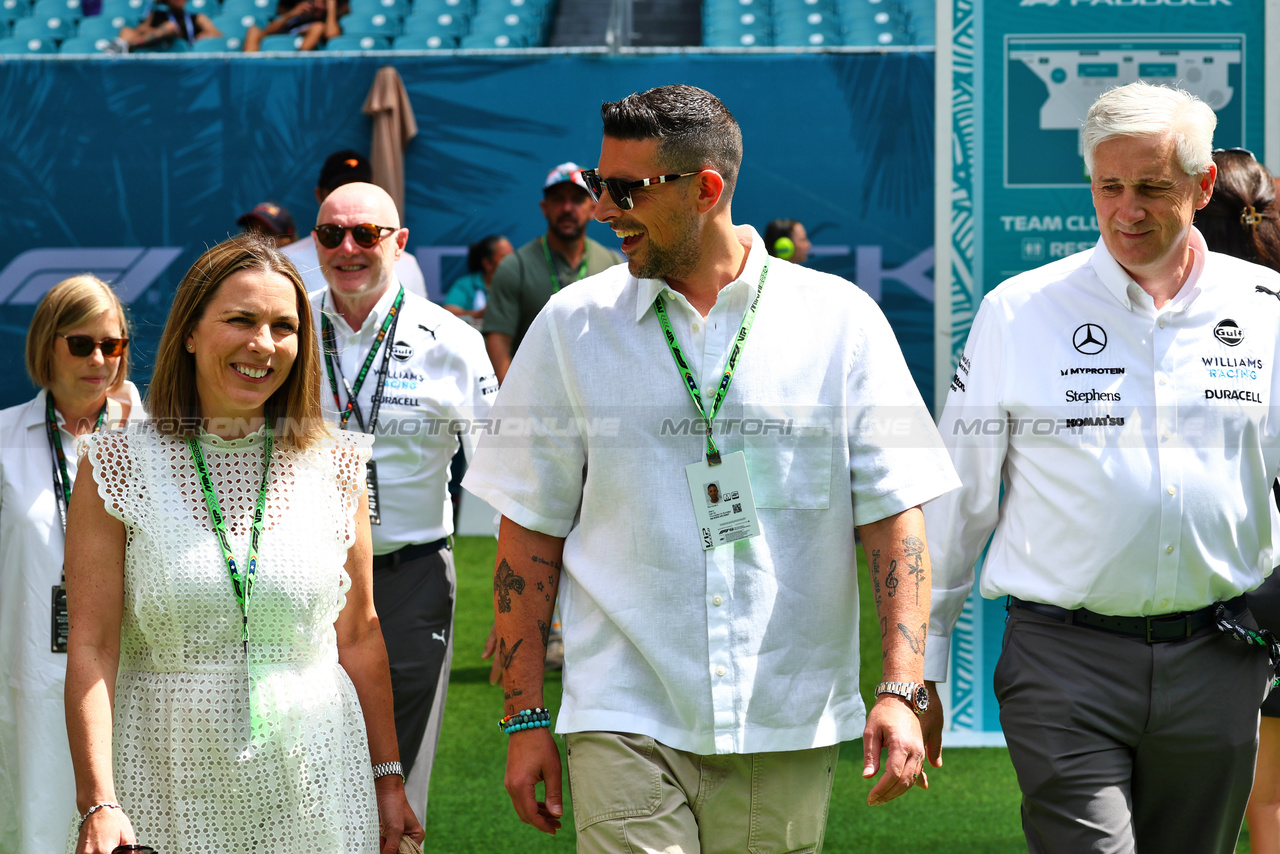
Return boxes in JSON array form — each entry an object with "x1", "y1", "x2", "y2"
[{"x1": 1073, "y1": 323, "x2": 1107, "y2": 355}]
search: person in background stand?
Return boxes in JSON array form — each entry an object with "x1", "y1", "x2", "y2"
[
  {"x1": 110, "y1": 0, "x2": 221, "y2": 52},
  {"x1": 442, "y1": 234, "x2": 513, "y2": 325},
  {"x1": 237, "y1": 201, "x2": 297, "y2": 248},
  {"x1": 481, "y1": 162, "x2": 622, "y2": 384},
  {"x1": 241, "y1": 0, "x2": 346, "y2": 52},
  {"x1": 764, "y1": 218, "x2": 811, "y2": 264},
  {"x1": 311, "y1": 182, "x2": 497, "y2": 824},
  {"x1": 1194, "y1": 147, "x2": 1280, "y2": 854},
  {"x1": 0, "y1": 276, "x2": 142, "y2": 854}
]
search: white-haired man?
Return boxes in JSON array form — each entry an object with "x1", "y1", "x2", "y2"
[{"x1": 922, "y1": 81, "x2": 1280, "y2": 853}]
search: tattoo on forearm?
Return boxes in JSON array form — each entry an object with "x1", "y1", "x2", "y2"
[
  {"x1": 885, "y1": 559, "x2": 899, "y2": 598},
  {"x1": 880, "y1": 616, "x2": 888, "y2": 639},
  {"x1": 903, "y1": 535, "x2": 925, "y2": 605},
  {"x1": 871, "y1": 549, "x2": 883, "y2": 608},
  {"x1": 537, "y1": 619, "x2": 551, "y2": 649},
  {"x1": 531, "y1": 555, "x2": 562, "y2": 570},
  {"x1": 499, "y1": 637, "x2": 523, "y2": 671},
  {"x1": 896, "y1": 622, "x2": 925, "y2": 656},
  {"x1": 503, "y1": 689, "x2": 523, "y2": 700},
  {"x1": 494, "y1": 559, "x2": 526, "y2": 613}
]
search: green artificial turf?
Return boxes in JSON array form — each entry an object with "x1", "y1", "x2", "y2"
[{"x1": 424, "y1": 537, "x2": 1253, "y2": 853}]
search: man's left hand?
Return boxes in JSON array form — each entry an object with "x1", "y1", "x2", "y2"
[{"x1": 862, "y1": 694, "x2": 927, "y2": 806}]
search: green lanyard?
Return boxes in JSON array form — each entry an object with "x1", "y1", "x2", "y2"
[
  {"x1": 653, "y1": 259, "x2": 769, "y2": 465},
  {"x1": 187, "y1": 427, "x2": 273, "y2": 656},
  {"x1": 541, "y1": 237, "x2": 588, "y2": 293},
  {"x1": 321, "y1": 286, "x2": 404, "y2": 431},
  {"x1": 45, "y1": 393, "x2": 107, "y2": 534}
]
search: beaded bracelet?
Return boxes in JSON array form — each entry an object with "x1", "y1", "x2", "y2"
[{"x1": 499, "y1": 707, "x2": 552, "y2": 735}]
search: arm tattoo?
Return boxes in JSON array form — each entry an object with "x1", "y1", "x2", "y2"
[
  {"x1": 903, "y1": 535, "x2": 926, "y2": 605},
  {"x1": 537, "y1": 619, "x2": 551, "y2": 649},
  {"x1": 494, "y1": 559, "x2": 526, "y2": 613},
  {"x1": 870, "y1": 549, "x2": 883, "y2": 608},
  {"x1": 885, "y1": 559, "x2": 899, "y2": 598},
  {"x1": 531, "y1": 555, "x2": 562, "y2": 570},
  {"x1": 499, "y1": 637, "x2": 523, "y2": 670},
  {"x1": 896, "y1": 622, "x2": 925, "y2": 656}
]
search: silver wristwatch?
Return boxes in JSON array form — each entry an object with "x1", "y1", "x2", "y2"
[{"x1": 875, "y1": 681, "x2": 929, "y2": 715}]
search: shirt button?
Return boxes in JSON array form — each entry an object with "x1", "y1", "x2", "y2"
[
  {"x1": 692, "y1": 323, "x2": 700, "y2": 333},
  {"x1": 1165, "y1": 545, "x2": 1175, "y2": 554},
  {"x1": 715, "y1": 665, "x2": 726, "y2": 677},
  {"x1": 712, "y1": 595, "x2": 723, "y2": 606},
  {"x1": 1159, "y1": 377, "x2": 1168, "y2": 386},
  {"x1": 1158, "y1": 319, "x2": 1166, "y2": 328},
  {"x1": 1160, "y1": 599, "x2": 1170, "y2": 608},
  {"x1": 1167, "y1": 486, "x2": 1176, "y2": 496},
  {"x1": 1162, "y1": 430, "x2": 1171, "y2": 441}
]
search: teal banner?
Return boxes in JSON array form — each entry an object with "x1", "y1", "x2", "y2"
[
  {"x1": 0, "y1": 51, "x2": 937, "y2": 409},
  {"x1": 938, "y1": 0, "x2": 1270, "y2": 744}
]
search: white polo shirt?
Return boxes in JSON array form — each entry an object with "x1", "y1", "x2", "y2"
[
  {"x1": 311, "y1": 281, "x2": 497, "y2": 555},
  {"x1": 923, "y1": 229, "x2": 1280, "y2": 682},
  {"x1": 463, "y1": 226, "x2": 958, "y2": 755}
]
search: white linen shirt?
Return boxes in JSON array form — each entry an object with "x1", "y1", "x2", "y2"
[
  {"x1": 311, "y1": 282, "x2": 497, "y2": 554},
  {"x1": 0, "y1": 383, "x2": 143, "y2": 854},
  {"x1": 923, "y1": 230, "x2": 1280, "y2": 681},
  {"x1": 463, "y1": 227, "x2": 959, "y2": 755}
]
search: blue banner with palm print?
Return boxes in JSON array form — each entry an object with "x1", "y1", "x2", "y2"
[{"x1": 0, "y1": 51, "x2": 937, "y2": 409}]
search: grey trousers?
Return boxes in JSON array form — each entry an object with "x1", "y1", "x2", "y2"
[
  {"x1": 995, "y1": 604, "x2": 1271, "y2": 854},
  {"x1": 372, "y1": 545, "x2": 456, "y2": 823}
]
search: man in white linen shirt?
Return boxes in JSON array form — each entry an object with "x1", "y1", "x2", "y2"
[
  {"x1": 310, "y1": 181, "x2": 497, "y2": 823},
  {"x1": 463, "y1": 83, "x2": 960, "y2": 851},
  {"x1": 922, "y1": 81, "x2": 1280, "y2": 854}
]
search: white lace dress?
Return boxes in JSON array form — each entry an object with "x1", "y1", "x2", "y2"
[{"x1": 66, "y1": 425, "x2": 379, "y2": 854}]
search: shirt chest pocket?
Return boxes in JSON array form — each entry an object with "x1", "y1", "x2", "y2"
[{"x1": 740, "y1": 403, "x2": 834, "y2": 510}]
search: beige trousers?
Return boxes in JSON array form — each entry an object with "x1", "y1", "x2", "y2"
[{"x1": 566, "y1": 731, "x2": 839, "y2": 854}]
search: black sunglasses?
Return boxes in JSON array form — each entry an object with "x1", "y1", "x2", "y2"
[
  {"x1": 57, "y1": 333, "x2": 129, "y2": 358},
  {"x1": 580, "y1": 168, "x2": 703, "y2": 211},
  {"x1": 313, "y1": 223, "x2": 398, "y2": 249}
]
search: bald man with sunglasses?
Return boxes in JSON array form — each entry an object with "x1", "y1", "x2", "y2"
[{"x1": 310, "y1": 182, "x2": 498, "y2": 825}]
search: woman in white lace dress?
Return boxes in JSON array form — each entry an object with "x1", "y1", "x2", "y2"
[{"x1": 62, "y1": 234, "x2": 424, "y2": 854}]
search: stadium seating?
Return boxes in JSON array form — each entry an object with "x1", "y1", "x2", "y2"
[
  {"x1": 206, "y1": 11, "x2": 258, "y2": 34},
  {"x1": 258, "y1": 30, "x2": 299, "y2": 47},
  {"x1": 347, "y1": 0, "x2": 406, "y2": 17},
  {"x1": 338, "y1": 8, "x2": 400, "y2": 36},
  {"x1": 191, "y1": 31, "x2": 240, "y2": 47},
  {"x1": 58, "y1": 32, "x2": 107, "y2": 49},
  {"x1": 401, "y1": 9, "x2": 466, "y2": 39},
  {"x1": 390, "y1": 29, "x2": 452, "y2": 48},
  {"x1": 218, "y1": 0, "x2": 272, "y2": 22},
  {"x1": 325, "y1": 32, "x2": 387, "y2": 48},
  {"x1": 32, "y1": 0, "x2": 83, "y2": 20},
  {"x1": 0, "y1": 33, "x2": 55, "y2": 49},
  {"x1": 13, "y1": 12, "x2": 74, "y2": 40}
]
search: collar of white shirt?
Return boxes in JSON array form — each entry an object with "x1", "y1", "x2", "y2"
[
  {"x1": 631, "y1": 225, "x2": 768, "y2": 323},
  {"x1": 1089, "y1": 227, "x2": 1207, "y2": 316},
  {"x1": 321, "y1": 279, "x2": 402, "y2": 338}
]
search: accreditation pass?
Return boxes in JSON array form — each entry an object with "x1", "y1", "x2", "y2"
[{"x1": 686, "y1": 451, "x2": 761, "y2": 550}]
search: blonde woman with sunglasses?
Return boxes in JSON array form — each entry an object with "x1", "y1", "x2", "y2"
[{"x1": 0, "y1": 275, "x2": 142, "y2": 854}]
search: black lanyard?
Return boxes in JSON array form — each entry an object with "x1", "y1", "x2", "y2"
[
  {"x1": 45, "y1": 393, "x2": 108, "y2": 534},
  {"x1": 541, "y1": 237, "x2": 588, "y2": 293},
  {"x1": 321, "y1": 286, "x2": 404, "y2": 433}
]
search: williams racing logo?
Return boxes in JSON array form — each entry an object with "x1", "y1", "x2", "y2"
[
  {"x1": 1072, "y1": 323, "x2": 1107, "y2": 355},
  {"x1": 1214, "y1": 319, "x2": 1244, "y2": 347}
]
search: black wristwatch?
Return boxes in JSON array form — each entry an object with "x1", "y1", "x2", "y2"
[{"x1": 875, "y1": 681, "x2": 929, "y2": 715}]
